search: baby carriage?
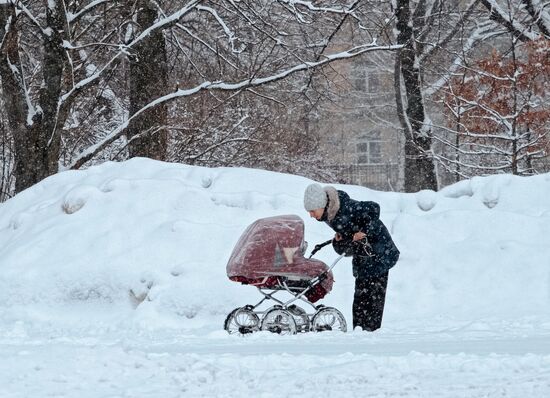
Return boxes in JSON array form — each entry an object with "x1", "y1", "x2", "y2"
[{"x1": 224, "y1": 214, "x2": 347, "y2": 335}]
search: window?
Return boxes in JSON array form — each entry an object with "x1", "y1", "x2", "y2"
[
  {"x1": 354, "y1": 76, "x2": 366, "y2": 91},
  {"x1": 356, "y1": 131, "x2": 384, "y2": 164},
  {"x1": 367, "y1": 73, "x2": 381, "y2": 93},
  {"x1": 353, "y1": 69, "x2": 382, "y2": 93}
]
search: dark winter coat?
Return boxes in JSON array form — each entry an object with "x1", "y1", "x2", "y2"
[{"x1": 321, "y1": 188, "x2": 399, "y2": 278}]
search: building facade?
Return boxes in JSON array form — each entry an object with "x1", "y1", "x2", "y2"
[{"x1": 309, "y1": 50, "x2": 404, "y2": 191}]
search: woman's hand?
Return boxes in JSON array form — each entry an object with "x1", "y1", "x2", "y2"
[{"x1": 352, "y1": 232, "x2": 366, "y2": 242}]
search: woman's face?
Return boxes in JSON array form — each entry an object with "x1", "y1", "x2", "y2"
[{"x1": 308, "y1": 208, "x2": 324, "y2": 220}]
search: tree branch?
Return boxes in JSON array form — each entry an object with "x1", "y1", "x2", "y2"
[
  {"x1": 521, "y1": 0, "x2": 550, "y2": 37},
  {"x1": 68, "y1": 41, "x2": 402, "y2": 169},
  {"x1": 480, "y1": 0, "x2": 539, "y2": 41}
]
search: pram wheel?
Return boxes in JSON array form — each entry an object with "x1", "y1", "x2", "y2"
[
  {"x1": 312, "y1": 307, "x2": 347, "y2": 332},
  {"x1": 287, "y1": 305, "x2": 310, "y2": 333},
  {"x1": 224, "y1": 307, "x2": 260, "y2": 335},
  {"x1": 261, "y1": 308, "x2": 297, "y2": 335}
]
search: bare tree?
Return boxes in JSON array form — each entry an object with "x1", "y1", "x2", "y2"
[
  {"x1": 428, "y1": 0, "x2": 550, "y2": 181},
  {"x1": 0, "y1": 0, "x2": 132, "y2": 192},
  {"x1": 394, "y1": 0, "x2": 438, "y2": 192},
  {"x1": 480, "y1": 0, "x2": 550, "y2": 40},
  {"x1": 127, "y1": 0, "x2": 168, "y2": 159},
  {"x1": 388, "y1": 0, "x2": 548, "y2": 188},
  {"x1": 390, "y1": 0, "x2": 486, "y2": 191},
  {"x1": 439, "y1": 36, "x2": 549, "y2": 177},
  {"x1": 1, "y1": 0, "x2": 400, "y2": 197},
  {"x1": 0, "y1": 108, "x2": 14, "y2": 201}
]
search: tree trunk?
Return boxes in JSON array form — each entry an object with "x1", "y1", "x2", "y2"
[
  {"x1": 395, "y1": 0, "x2": 438, "y2": 192},
  {"x1": 37, "y1": 2, "x2": 66, "y2": 177},
  {"x1": 127, "y1": 0, "x2": 169, "y2": 160},
  {"x1": 0, "y1": 5, "x2": 29, "y2": 192},
  {"x1": 0, "y1": 2, "x2": 66, "y2": 193}
]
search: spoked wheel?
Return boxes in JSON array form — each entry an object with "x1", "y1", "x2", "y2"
[
  {"x1": 311, "y1": 307, "x2": 347, "y2": 332},
  {"x1": 224, "y1": 307, "x2": 260, "y2": 335},
  {"x1": 287, "y1": 305, "x2": 310, "y2": 333},
  {"x1": 261, "y1": 308, "x2": 297, "y2": 335}
]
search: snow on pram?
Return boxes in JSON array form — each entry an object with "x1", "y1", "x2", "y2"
[{"x1": 225, "y1": 214, "x2": 347, "y2": 335}]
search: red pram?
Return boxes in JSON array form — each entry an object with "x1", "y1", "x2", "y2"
[{"x1": 225, "y1": 215, "x2": 347, "y2": 335}]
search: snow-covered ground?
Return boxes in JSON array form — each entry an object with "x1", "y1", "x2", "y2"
[{"x1": 1, "y1": 158, "x2": 549, "y2": 397}]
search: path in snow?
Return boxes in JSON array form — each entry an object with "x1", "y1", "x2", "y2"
[{"x1": 2, "y1": 331, "x2": 550, "y2": 398}]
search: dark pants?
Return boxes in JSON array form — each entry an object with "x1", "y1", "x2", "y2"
[{"x1": 353, "y1": 272, "x2": 389, "y2": 331}]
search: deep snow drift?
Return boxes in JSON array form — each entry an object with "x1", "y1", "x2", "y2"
[{"x1": 1, "y1": 158, "x2": 549, "y2": 397}]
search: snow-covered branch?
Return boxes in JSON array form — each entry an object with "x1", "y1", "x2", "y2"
[
  {"x1": 278, "y1": 0, "x2": 356, "y2": 14},
  {"x1": 0, "y1": 11, "x2": 13, "y2": 52},
  {"x1": 521, "y1": 0, "x2": 550, "y2": 37},
  {"x1": 55, "y1": 0, "x2": 201, "y2": 135},
  {"x1": 424, "y1": 23, "x2": 497, "y2": 97},
  {"x1": 189, "y1": 132, "x2": 263, "y2": 162},
  {"x1": 480, "y1": 0, "x2": 541, "y2": 41},
  {"x1": 419, "y1": 0, "x2": 481, "y2": 63},
  {"x1": 196, "y1": 5, "x2": 244, "y2": 53},
  {"x1": 67, "y1": 0, "x2": 111, "y2": 24},
  {"x1": 7, "y1": 0, "x2": 51, "y2": 37},
  {"x1": 433, "y1": 149, "x2": 514, "y2": 171},
  {"x1": 68, "y1": 41, "x2": 402, "y2": 169}
]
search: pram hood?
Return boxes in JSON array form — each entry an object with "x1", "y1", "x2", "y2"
[{"x1": 226, "y1": 215, "x2": 333, "y2": 302}]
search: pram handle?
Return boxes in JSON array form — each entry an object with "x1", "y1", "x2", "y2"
[
  {"x1": 309, "y1": 239, "x2": 333, "y2": 258},
  {"x1": 307, "y1": 253, "x2": 345, "y2": 287}
]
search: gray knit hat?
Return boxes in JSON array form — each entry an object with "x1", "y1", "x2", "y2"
[{"x1": 303, "y1": 183, "x2": 327, "y2": 211}]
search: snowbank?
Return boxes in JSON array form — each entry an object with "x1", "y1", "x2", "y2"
[{"x1": 0, "y1": 158, "x2": 549, "y2": 332}]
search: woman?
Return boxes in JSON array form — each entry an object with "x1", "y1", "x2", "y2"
[{"x1": 304, "y1": 183, "x2": 399, "y2": 331}]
